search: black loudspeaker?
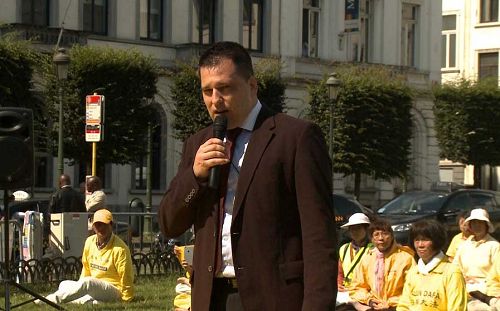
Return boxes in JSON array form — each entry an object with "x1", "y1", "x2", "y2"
[{"x1": 0, "y1": 107, "x2": 34, "y2": 189}]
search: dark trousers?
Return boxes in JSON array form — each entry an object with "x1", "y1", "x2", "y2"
[{"x1": 209, "y1": 278, "x2": 244, "y2": 311}]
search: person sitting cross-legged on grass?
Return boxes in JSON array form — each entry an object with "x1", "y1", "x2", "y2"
[
  {"x1": 346, "y1": 219, "x2": 415, "y2": 311},
  {"x1": 337, "y1": 213, "x2": 373, "y2": 306},
  {"x1": 453, "y1": 208, "x2": 499, "y2": 311},
  {"x1": 37, "y1": 209, "x2": 134, "y2": 305},
  {"x1": 397, "y1": 220, "x2": 467, "y2": 311}
]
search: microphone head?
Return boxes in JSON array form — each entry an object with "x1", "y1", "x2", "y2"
[{"x1": 213, "y1": 115, "x2": 227, "y2": 139}]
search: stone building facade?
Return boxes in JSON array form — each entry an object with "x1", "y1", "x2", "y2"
[{"x1": 0, "y1": 0, "x2": 442, "y2": 209}]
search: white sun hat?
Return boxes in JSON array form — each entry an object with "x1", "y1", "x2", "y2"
[
  {"x1": 464, "y1": 208, "x2": 495, "y2": 233},
  {"x1": 341, "y1": 213, "x2": 371, "y2": 228}
]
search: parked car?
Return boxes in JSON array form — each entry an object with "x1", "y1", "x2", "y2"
[
  {"x1": 333, "y1": 194, "x2": 374, "y2": 246},
  {"x1": 333, "y1": 194, "x2": 373, "y2": 228},
  {"x1": 376, "y1": 188, "x2": 500, "y2": 245}
]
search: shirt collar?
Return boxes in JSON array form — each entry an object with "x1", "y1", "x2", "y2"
[
  {"x1": 468, "y1": 233, "x2": 493, "y2": 245},
  {"x1": 96, "y1": 233, "x2": 114, "y2": 250},
  {"x1": 417, "y1": 251, "x2": 445, "y2": 275},
  {"x1": 240, "y1": 100, "x2": 262, "y2": 132}
]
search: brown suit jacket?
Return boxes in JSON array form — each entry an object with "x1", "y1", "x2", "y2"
[{"x1": 159, "y1": 106, "x2": 337, "y2": 311}]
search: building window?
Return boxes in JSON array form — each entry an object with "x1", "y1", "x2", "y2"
[
  {"x1": 133, "y1": 118, "x2": 161, "y2": 190},
  {"x1": 480, "y1": 0, "x2": 499, "y2": 23},
  {"x1": 302, "y1": 0, "x2": 320, "y2": 58},
  {"x1": 478, "y1": 52, "x2": 499, "y2": 84},
  {"x1": 441, "y1": 14, "x2": 457, "y2": 69},
  {"x1": 21, "y1": 0, "x2": 49, "y2": 26},
  {"x1": 83, "y1": 0, "x2": 108, "y2": 35},
  {"x1": 401, "y1": 3, "x2": 419, "y2": 67},
  {"x1": 192, "y1": 0, "x2": 216, "y2": 45},
  {"x1": 140, "y1": 0, "x2": 163, "y2": 41},
  {"x1": 361, "y1": 0, "x2": 374, "y2": 62},
  {"x1": 242, "y1": 0, "x2": 263, "y2": 51}
]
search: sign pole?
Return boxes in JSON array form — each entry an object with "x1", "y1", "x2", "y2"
[
  {"x1": 85, "y1": 93, "x2": 104, "y2": 177},
  {"x1": 92, "y1": 142, "x2": 97, "y2": 176}
]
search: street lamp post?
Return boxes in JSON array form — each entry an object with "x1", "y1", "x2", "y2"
[
  {"x1": 326, "y1": 72, "x2": 341, "y2": 191},
  {"x1": 53, "y1": 48, "x2": 70, "y2": 177}
]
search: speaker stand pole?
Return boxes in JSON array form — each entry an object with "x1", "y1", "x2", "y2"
[{"x1": 1, "y1": 190, "x2": 64, "y2": 310}]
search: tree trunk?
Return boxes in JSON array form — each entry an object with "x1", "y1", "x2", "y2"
[
  {"x1": 354, "y1": 172, "x2": 361, "y2": 200},
  {"x1": 474, "y1": 165, "x2": 482, "y2": 188}
]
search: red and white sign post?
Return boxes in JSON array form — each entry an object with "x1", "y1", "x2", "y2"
[{"x1": 85, "y1": 94, "x2": 105, "y2": 176}]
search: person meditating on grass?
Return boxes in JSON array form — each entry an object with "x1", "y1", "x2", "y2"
[
  {"x1": 346, "y1": 219, "x2": 415, "y2": 311},
  {"x1": 453, "y1": 208, "x2": 499, "y2": 311},
  {"x1": 37, "y1": 209, "x2": 134, "y2": 305},
  {"x1": 397, "y1": 220, "x2": 467, "y2": 310},
  {"x1": 337, "y1": 213, "x2": 373, "y2": 306}
]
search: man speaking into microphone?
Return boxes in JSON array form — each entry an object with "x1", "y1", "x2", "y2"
[{"x1": 159, "y1": 41, "x2": 337, "y2": 311}]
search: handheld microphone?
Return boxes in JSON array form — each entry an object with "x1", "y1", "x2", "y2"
[{"x1": 208, "y1": 115, "x2": 227, "y2": 189}]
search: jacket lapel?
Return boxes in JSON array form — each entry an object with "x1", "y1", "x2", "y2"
[{"x1": 232, "y1": 106, "x2": 276, "y2": 221}]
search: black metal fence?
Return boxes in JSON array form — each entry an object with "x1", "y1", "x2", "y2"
[
  {"x1": 0, "y1": 250, "x2": 182, "y2": 284},
  {"x1": 1, "y1": 210, "x2": 186, "y2": 284}
]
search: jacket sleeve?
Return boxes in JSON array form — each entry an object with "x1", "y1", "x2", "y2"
[
  {"x1": 386, "y1": 253, "x2": 415, "y2": 307},
  {"x1": 446, "y1": 265, "x2": 468, "y2": 311},
  {"x1": 295, "y1": 123, "x2": 338, "y2": 310},
  {"x1": 396, "y1": 269, "x2": 414, "y2": 311},
  {"x1": 158, "y1": 136, "x2": 211, "y2": 238},
  {"x1": 116, "y1": 246, "x2": 135, "y2": 301},
  {"x1": 48, "y1": 191, "x2": 59, "y2": 214},
  {"x1": 86, "y1": 191, "x2": 106, "y2": 212},
  {"x1": 487, "y1": 255, "x2": 500, "y2": 297},
  {"x1": 71, "y1": 192, "x2": 86, "y2": 213},
  {"x1": 349, "y1": 256, "x2": 375, "y2": 305}
]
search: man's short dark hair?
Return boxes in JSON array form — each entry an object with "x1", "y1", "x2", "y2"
[
  {"x1": 409, "y1": 219, "x2": 447, "y2": 252},
  {"x1": 198, "y1": 41, "x2": 254, "y2": 79},
  {"x1": 368, "y1": 219, "x2": 394, "y2": 237}
]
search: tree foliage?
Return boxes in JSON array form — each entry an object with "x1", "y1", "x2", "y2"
[
  {"x1": 0, "y1": 33, "x2": 40, "y2": 107},
  {"x1": 42, "y1": 45, "x2": 159, "y2": 167},
  {"x1": 169, "y1": 61, "x2": 209, "y2": 141},
  {"x1": 170, "y1": 58, "x2": 286, "y2": 141},
  {"x1": 254, "y1": 58, "x2": 286, "y2": 113},
  {"x1": 0, "y1": 33, "x2": 49, "y2": 150},
  {"x1": 433, "y1": 78, "x2": 500, "y2": 167},
  {"x1": 307, "y1": 65, "x2": 413, "y2": 196}
]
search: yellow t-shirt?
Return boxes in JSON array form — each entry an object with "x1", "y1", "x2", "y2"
[
  {"x1": 397, "y1": 257, "x2": 467, "y2": 311},
  {"x1": 453, "y1": 234, "x2": 499, "y2": 284},
  {"x1": 80, "y1": 234, "x2": 135, "y2": 301},
  {"x1": 446, "y1": 232, "x2": 466, "y2": 259}
]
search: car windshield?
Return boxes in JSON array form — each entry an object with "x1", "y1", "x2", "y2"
[
  {"x1": 377, "y1": 192, "x2": 447, "y2": 215},
  {"x1": 333, "y1": 196, "x2": 362, "y2": 216}
]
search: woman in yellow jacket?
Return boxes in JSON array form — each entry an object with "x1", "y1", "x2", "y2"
[
  {"x1": 348, "y1": 219, "x2": 415, "y2": 310},
  {"x1": 397, "y1": 220, "x2": 467, "y2": 311}
]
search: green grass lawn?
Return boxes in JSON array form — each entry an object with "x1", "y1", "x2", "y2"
[{"x1": 0, "y1": 273, "x2": 182, "y2": 311}]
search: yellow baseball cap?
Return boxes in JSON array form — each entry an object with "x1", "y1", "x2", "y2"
[{"x1": 92, "y1": 209, "x2": 113, "y2": 225}]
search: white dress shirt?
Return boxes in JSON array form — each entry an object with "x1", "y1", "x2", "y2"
[{"x1": 219, "y1": 101, "x2": 262, "y2": 278}]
